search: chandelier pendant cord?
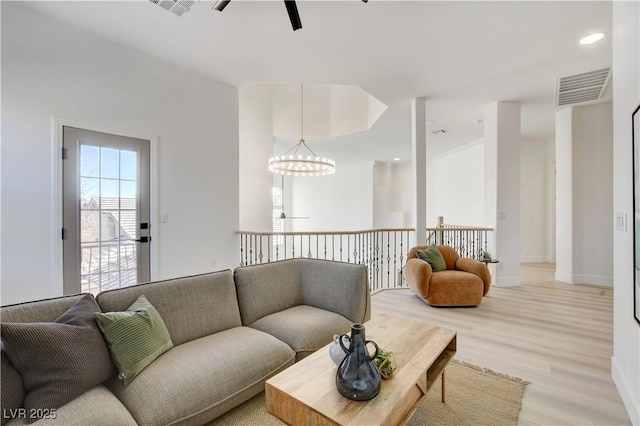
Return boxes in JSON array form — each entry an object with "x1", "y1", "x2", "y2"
[
  {"x1": 267, "y1": 83, "x2": 335, "y2": 176},
  {"x1": 281, "y1": 139, "x2": 318, "y2": 158},
  {"x1": 279, "y1": 84, "x2": 318, "y2": 157}
]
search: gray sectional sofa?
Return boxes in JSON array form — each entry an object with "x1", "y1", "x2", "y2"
[{"x1": 0, "y1": 258, "x2": 370, "y2": 426}]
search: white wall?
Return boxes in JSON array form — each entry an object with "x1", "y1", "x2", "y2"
[
  {"x1": 373, "y1": 162, "x2": 407, "y2": 228},
  {"x1": 555, "y1": 103, "x2": 613, "y2": 286},
  {"x1": 521, "y1": 137, "x2": 552, "y2": 262},
  {"x1": 290, "y1": 162, "x2": 374, "y2": 232},
  {"x1": 611, "y1": 1, "x2": 640, "y2": 423},
  {"x1": 574, "y1": 103, "x2": 613, "y2": 285},
  {"x1": 394, "y1": 163, "x2": 413, "y2": 227},
  {"x1": 426, "y1": 141, "x2": 485, "y2": 227},
  {"x1": 1, "y1": 3, "x2": 239, "y2": 304},
  {"x1": 239, "y1": 84, "x2": 274, "y2": 232},
  {"x1": 546, "y1": 139, "x2": 557, "y2": 262}
]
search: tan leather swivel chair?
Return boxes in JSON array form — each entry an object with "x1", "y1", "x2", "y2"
[{"x1": 406, "y1": 245, "x2": 491, "y2": 307}]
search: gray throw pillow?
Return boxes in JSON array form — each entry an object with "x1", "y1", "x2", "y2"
[
  {"x1": 94, "y1": 295, "x2": 173, "y2": 386},
  {"x1": 1, "y1": 349, "x2": 24, "y2": 425},
  {"x1": 0, "y1": 294, "x2": 116, "y2": 422}
]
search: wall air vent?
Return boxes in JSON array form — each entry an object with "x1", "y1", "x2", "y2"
[
  {"x1": 555, "y1": 67, "x2": 611, "y2": 107},
  {"x1": 149, "y1": 0, "x2": 195, "y2": 17}
]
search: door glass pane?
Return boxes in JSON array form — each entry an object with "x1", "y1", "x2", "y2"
[
  {"x1": 101, "y1": 179, "x2": 119, "y2": 199},
  {"x1": 80, "y1": 178, "x2": 99, "y2": 208},
  {"x1": 80, "y1": 211, "x2": 99, "y2": 243},
  {"x1": 119, "y1": 210, "x2": 137, "y2": 240},
  {"x1": 81, "y1": 246, "x2": 100, "y2": 274},
  {"x1": 101, "y1": 210, "x2": 120, "y2": 241},
  {"x1": 100, "y1": 245, "x2": 120, "y2": 272},
  {"x1": 79, "y1": 143, "x2": 139, "y2": 294},
  {"x1": 121, "y1": 180, "x2": 136, "y2": 199},
  {"x1": 100, "y1": 148, "x2": 119, "y2": 179},
  {"x1": 82, "y1": 274, "x2": 100, "y2": 295},
  {"x1": 102, "y1": 272, "x2": 120, "y2": 291},
  {"x1": 120, "y1": 270, "x2": 137, "y2": 288},
  {"x1": 120, "y1": 244, "x2": 137, "y2": 270},
  {"x1": 120, "y1": 150, "x2": 136, "y2": 180},
  {"x1": 80, "y1": 145, "x2": 100, "y2": 177}
]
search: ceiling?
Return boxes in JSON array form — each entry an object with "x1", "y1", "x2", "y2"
[{"x1": 23, "y1": 0, "x2": 612, "y2": 163}]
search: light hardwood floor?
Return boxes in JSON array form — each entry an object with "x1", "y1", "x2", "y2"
[{"x1": 370, "y1": 263, "x2": 631, "y2": 425}]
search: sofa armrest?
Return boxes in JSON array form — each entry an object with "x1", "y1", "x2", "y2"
[
  {"x1": 456, "y1": 258, "x2": 491, "y2": 295},
  {"x1": 405, "y1": 258, "x2": 433, "y2": 300},
  {"x1": 301, "y1": 260, "x2": 370, "y2": 324}
]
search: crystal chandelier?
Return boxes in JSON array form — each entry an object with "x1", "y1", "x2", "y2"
[{"x1": 268, "y1": 85, "x2": 336, "y2": 176}]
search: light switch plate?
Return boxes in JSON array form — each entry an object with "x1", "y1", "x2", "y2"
[{"x1": 616, "y1": 212, "x2": 627, "y2": 232}]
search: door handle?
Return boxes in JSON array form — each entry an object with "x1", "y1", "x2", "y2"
[{"x1": 134, "y1": 236, "x2": 151, "y2": 243}]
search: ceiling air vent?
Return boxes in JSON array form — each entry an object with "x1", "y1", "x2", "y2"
[
  {"x1": 149, "y1": 0, "x2": 195, "y2": 17},
  {"x1": 555, "y1": 67, "x2": 611, "y2": 107}
]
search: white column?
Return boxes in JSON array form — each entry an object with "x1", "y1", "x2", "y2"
[
  {"x1": 484, "y1": 102, "x2": 521, "y2": 287},
  {"x1": 554, "y1": 107, "x2": 574, "y2": 282},
  {"x1": 412, "y1": 98, "x2": 427, "y2": 246},
  {"x1": 555, "y1": 104, "x2": 613, "y2": 285}
]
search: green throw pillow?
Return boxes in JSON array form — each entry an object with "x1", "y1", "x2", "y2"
[
  {"x1": 416, "y1": 245, "x2": 447, "y2": 272},
  {"x1": 94, "y1": 295, "x2": 173, "y2": 386}
]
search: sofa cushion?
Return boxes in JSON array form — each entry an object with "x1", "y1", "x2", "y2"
[
  {"x1": 94, "y1": 295, "x2": 173, "y2": 386},
  {"x1": 250, "y1": 305, "x2": 352, "y2": 361},
  {"x1": 0, "y1": 294, "x2": 115, "y2": 420},
  {"x1": 96, "y1": 270, "x2": 242, "y2": 346},
  {"x1": 106, "y1": 326, "x2": 295, "y2": 426},
  {"x1": 1, "y1": 350, "x2": 24, "y2": 425},
  {"x1": 427, "y1": 270, "x2": 484, "y2": 306},
  {"x1": 234, "y1": 260, "x2": 303, "y2": 325},
  {"x1": 5, "y1": 385, "x2": 136, "y2": 426},
  {"x1": 300, "y1": 259, "x2": 370, "y2": 324},
  {"x1": 435, "y1": 245, "x2": 461, "y2": 270},
  {"x1": 416, "y1": 245, "x2": 447, "y2": 272}
]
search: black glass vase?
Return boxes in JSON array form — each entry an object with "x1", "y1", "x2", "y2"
[{"x1": 336, "y1": 323, "x2": 381, "y2": 401}]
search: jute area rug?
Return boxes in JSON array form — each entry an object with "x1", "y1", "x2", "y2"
[{"x1": 210, "y1": 359, "x2": 529, "y2": 426}]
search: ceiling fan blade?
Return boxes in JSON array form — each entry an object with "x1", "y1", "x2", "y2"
[
  {"x1": 212, "y1": 0, "x2": 230, "y2": 11},
  {"x1": 279, "y1": 212, "x2": 309, "y2": 220},
  {"x1": 284, "y1": 1, "x2": 302, "y2": 31}
]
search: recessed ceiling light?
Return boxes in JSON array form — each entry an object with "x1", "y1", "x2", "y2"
[
  {"x1": 579, "y1": 33, "x2": 604, "y2": 45},
  {"x1": 393, "y1": 157, "x2": 400, "y2": 161}
]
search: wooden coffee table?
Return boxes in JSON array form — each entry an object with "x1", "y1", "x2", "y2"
[{"x1": 265, "y1": 314, "x2": 457, "y2": 425}]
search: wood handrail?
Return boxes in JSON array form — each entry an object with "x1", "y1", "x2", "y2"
[
  {"x1": 236, "y1": 228, "x2": 415, "y2": 236},
  {"x1": 440, "y1": 224, "x2": 494, "y2": 231},
  {"x1": 236, "y1": 226, "x2": 493, "y2": 236}
]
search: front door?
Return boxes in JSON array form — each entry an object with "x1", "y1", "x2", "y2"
[{"x1": 62, "y1": 126, "x2": 151, "y2": 295}]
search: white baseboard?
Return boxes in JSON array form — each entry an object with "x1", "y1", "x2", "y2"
[
  {"x1": 520, "y1": 256, "x2": 548, "y2": 263},
  {"x1": 555, "y1": 272, "x2": 573, "y2": 283},
  {"x1": 554, "y1": 272, "x2": 613, "y2": 286},
  {"x1": 611, "y1": 356, "x2": 640, "y2": 425},
  {"x1": 573, "y1": 274, "x2": 613, "y2": 286},
  {"x1": 495, "y1": 276, "x2": 521, "y2": 287}
]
